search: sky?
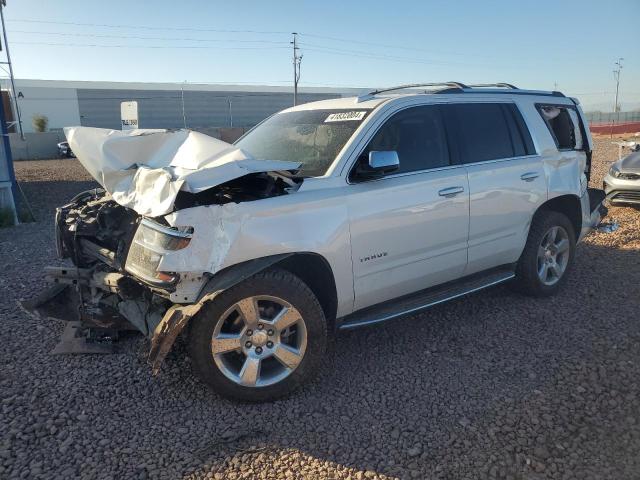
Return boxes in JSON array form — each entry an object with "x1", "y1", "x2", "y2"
[{"x1": 3, "y1": 0, "x2": 639, "y2": 110}]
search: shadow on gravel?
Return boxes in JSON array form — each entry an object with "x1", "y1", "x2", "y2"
[
  {"x1": 133, "y1": 240, "x2": 639, "y2": 479},
  {"x1": 4, "y1": 162, "x2": 640, "y2": 479}
]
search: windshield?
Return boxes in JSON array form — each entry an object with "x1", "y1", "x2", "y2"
[{"x1": 235, "y1": 109, "x2": 370, "y2": 177}]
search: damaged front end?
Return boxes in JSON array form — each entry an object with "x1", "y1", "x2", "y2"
[
  {"x1": 35, "y1": 189, "x2": 180, "y2": 357},
  {"x1": 33, "y1": 171, "x2": 298, "y2": 370},
  {"x1": 28, "y1": 127, "x2": 303, "y2": 372}
]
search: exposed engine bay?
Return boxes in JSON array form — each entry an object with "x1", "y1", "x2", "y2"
[
  {"x1": 39, "y1": 163, "x2": 301, "y2": 371},
  {"x1": 55, "y1": 171, "x2": 299, "y2": 272}
]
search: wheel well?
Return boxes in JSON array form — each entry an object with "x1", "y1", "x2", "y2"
[
  {"x1": 536, "y1": 194, "x2": 582, "y2": 240},
  {"x1": 275, "y1": 253, "x2": 338, "y2": 328}
]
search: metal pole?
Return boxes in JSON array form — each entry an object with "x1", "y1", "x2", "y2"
[
  {"x1": 180, "y1": 81, "x2": 187, "y2": 128},
  {"x1": 0, "y1": 3, "x2": 23, "y2": 139},
  {"x1": 227, "y1": 98, "x2": 233, "y2": 127}
]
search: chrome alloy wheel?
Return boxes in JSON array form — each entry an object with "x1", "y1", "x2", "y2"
[
  {"x1": 537, "y1": 225, "x2": 570, "y2": 286},
  {"x1": 210, "y1": 295, "x2": 308, "y2": 387}
]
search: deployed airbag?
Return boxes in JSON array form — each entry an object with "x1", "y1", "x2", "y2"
[{"x1": 64, "y1": 127, "x2": 301, "y2": 217}]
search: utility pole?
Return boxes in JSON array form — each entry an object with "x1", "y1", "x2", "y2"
[
  {"x1": 613, "y1": 58, "x2": 623, "y2": 115},
  {"x1": 612, "y1": 58, "x2": 624, "y2": 137},
  {"x1": 291, "y1": 32, "x2": 302, "y2": 106},
  {"x1": 227, "y1": 98, "x2": 233, "y2": 127},
  {"x1": 180, "y1": 80, "x2": 187, "y2": 128},
  {"x1": 0, "y1": 0, "x2": 23, "y2": 139}
]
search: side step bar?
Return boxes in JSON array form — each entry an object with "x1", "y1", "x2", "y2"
[{"x1": 339, "y1": 267, "x2": 515, "y2": 330}]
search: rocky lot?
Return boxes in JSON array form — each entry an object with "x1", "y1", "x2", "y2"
[{"x1": 1, "y1": 138, "x2": 639, "y2": 479}]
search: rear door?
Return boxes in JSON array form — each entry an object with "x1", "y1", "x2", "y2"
[
  {"x1": 347, "y1": 104, "x2": 470, "y2": 310},
  {"x1": 443, "y1": 102, "x2": 546, "y2": 274}
]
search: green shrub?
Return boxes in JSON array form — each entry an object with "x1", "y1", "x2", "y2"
[{"x1": 32, "y1": 114, "x2": 49, "y2": 133}]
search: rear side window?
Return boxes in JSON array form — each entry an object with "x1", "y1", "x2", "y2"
[
  {"x1": 537, "y1": 105, "x2": 582, "y2": 151},
  {"x1": 504, "y1": 104, "x2": 536, "y2": 156},
  {"x1": 364, "y1": 105, "x2": 450, "y2": 174},
  {"x1": 446, "y1": 103, "x2": 517, "y2": 163}
]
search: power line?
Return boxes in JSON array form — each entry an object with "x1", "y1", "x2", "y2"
[
  {"x1": 300, "y1": 32, "x2": 501, "y2": 60},
  {"x1": 12, "y1": 41, "x2": 289, "y2": 50},
  {"x1": 9, "y1": 29, "x2": 291, "y2": 45},
  {"x1": 302, "y1": 45, "x2": 477, "y2": 67},
  {"x1": 7, "y1": 19, "x2": 289, "y2": 35}
]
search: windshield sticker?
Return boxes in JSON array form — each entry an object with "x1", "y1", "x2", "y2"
[{"x1": 325, "y1": 111, "x2": 367, "y2": 123}]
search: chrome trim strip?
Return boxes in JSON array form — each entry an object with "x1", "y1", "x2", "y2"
[{"x1": 339, "y1": 272, "x2": 515, "y2": 330}]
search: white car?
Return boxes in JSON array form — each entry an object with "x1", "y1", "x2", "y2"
[
  {"x1": 604, "y1": 144, "x2": 640, "y2": 206},
  {"x1": 48, "y1": 82, "x2": 606, "y2": 402}
]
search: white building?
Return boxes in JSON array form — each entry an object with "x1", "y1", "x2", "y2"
[{"x1": 10, "y1": 79, "x2": 363, "y2": 133}]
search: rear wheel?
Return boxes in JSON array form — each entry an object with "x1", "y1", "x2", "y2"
[
  {"x1": 512, "y1": 210, "x2": 576, "y2": 297},
  {"x1": 188, "y1": 269, "x2": 327, "y2": 402}
]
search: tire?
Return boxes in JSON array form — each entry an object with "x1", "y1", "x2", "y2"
[
  {"x1": 188, "y1": 268, "x2": 327, "y2": 402},
  {"x1": 512, "y1": 210, "x2": 576, "y2": 297}
]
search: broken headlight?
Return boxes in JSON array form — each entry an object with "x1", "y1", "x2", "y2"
[
  {"x1": 125, "y1": 218, "x2": 192, "y2": 285},
  {"x1": 609, "y1": 165, "x2": 640, "y2": 180},
  {"x1": 609, "y1": 165, "x2": 622, "y2": 178}
]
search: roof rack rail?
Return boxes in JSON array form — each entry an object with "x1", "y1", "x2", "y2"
[
  {"x1": 355, "y1": 82, "x2": 565, "y2": 103},
  {"x1": 467, "y1": 83, "x2": 519, "y2": 89},
  {"x1": 368, "y1": 82, "x2": 469, "y2": 96}
]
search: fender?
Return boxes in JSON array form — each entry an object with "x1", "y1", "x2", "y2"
[{"x1": 148, "y1": 253, "x2": 292, "y2": 374}]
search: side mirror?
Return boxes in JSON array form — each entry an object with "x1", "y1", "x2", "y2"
[
  {"x1": 351, "y1": 150, "x2": 400, "y2": 182},
  {"x1": 368, "y1": 150, "x2": 399, "y2": 174}
]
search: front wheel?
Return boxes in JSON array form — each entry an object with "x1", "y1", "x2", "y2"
[
  {"x1": 188, "y1": 269, "x2": 327, "y2": 402},
  {"x1": 512, "y1": 210, "x2": 576, "y2": 297}
]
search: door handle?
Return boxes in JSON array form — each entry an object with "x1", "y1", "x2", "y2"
[
  {"x1": 520, "y1": 172, "x2": 540, "y2": 182},
  {"x1": 438, "y1": 186, "x2": 464, "y2": 197}
]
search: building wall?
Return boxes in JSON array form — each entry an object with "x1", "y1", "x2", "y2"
[
  {"x1": 11, "y1": 79, "x2": 362, "y2": 134},
  {"x1": 13, "y1": 83, "x2": 81, "y2": 133},
  {"x1": 76, "y1": 89, "x2": 340, "y2": 130},
  {"x1": 7, "y1": 79, "x2": 364, "y2": 159}
]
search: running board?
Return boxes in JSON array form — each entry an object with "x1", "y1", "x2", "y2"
[{"x1": 339, "y1": 267, "x2": 515, "y2": 330}]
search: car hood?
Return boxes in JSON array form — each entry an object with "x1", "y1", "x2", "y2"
[
  {"x1": 618, "y1": 151, "x2": 640, "y2": 173},
  {"x1": 64, "y1": 127, "x2": 301, "y2": 217}
]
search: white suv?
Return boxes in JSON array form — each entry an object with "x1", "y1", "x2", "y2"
[{"x1": 50, "y1": 82, "x2": 605, "y2": 401}]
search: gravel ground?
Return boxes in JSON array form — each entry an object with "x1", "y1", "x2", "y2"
[{"x1": 1, "y1": 139, "x2": 640, "y2": 480}]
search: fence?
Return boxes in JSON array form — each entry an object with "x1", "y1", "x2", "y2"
[{"x1": 584, "y1": 111, "x2": 640, "y2": 125}]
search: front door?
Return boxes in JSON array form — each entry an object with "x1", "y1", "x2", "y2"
[{"x1": 347, "y1": 104, "x2": 470, "y2": 311}]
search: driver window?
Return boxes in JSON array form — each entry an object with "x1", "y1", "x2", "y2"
[{"x1": 354, "y1": 105, "x2": 450, "y2": 179}]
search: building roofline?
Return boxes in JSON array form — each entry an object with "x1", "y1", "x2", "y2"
[{"x1": 12, "y1": 78, "x2": 366, "y2": 95}]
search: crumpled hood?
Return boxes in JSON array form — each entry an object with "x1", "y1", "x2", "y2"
[
  {"x1": 64, "y1": 127, "x2": 301, "y2": 217},
  {"x1": 618, "y1": 150, "x2": 640, "y2": 173}
]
